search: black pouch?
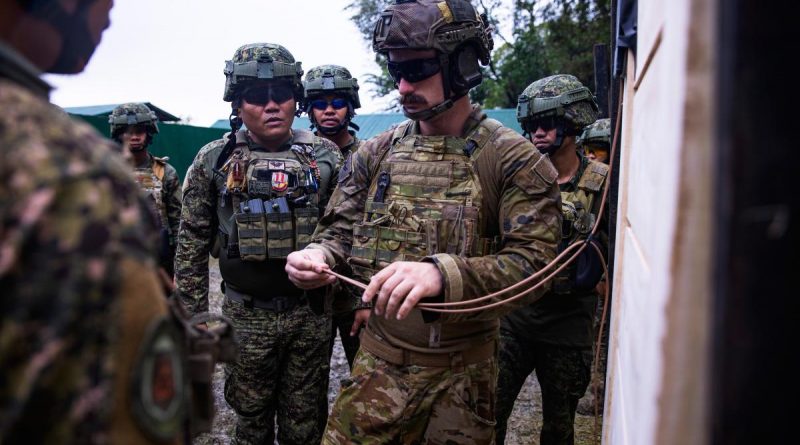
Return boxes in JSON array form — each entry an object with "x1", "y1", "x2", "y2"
[{"x1": 294, "y1": 206, "x2": 318, "y2": 250}]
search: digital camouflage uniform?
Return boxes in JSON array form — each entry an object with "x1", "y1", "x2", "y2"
[
  {"x1": 0, "y1": 41, "x2": 187, "y2": 444},
  {"x1": 174, "y1": 43, "x2": 342, "y2": 445},
  {"x1": 109, "y1": 103, "x2": 182, "y2": 276},
  {"x1": 304, "y1": 64, "x2": 368, "y2": 369},
  {"x1": 496, "y1": 74, "x2": 608, "y2": 445}
]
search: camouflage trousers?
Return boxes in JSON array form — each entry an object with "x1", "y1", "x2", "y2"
[
  {"x1": 495, "y1": 330, "x2": 592, "y2": 445},
  {"x1": 323, "y1": 348, "x2": 497, "y2": 445},
  {"x1": 222, "y1": 297, "x2": 331, "y2": 445},
  {"x1": 328, "y1": 310, "x2": 361, "y2": 370}
]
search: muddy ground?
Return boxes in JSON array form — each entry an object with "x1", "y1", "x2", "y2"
[{"x1": 195, "y1": 259, "x2": 602, "y2": 444}]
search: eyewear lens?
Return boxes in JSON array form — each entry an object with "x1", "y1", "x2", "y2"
[
  {"x1": 387, "y1": 58, "x2": 441, "y2": 83},
  {"x1": 311, "y1": 98, "x2": 349, "y2": 110},
  {"x1": 242, "y1": 85, "x2": 294, "y2": 105}
]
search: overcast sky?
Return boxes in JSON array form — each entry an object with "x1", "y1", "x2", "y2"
[{"x1": 44, "y1": 0, "x2": 397, "y2": 127}]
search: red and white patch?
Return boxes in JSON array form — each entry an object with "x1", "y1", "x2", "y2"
[{"x1": 272, "y1": 171, "x2": 288, "y2": 192}]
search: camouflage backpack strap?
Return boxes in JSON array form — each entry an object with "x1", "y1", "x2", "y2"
[
  {"x1": 151, "y1": 156, "x2": 168, "y2": 182},
  {"x1": 464, "y1": 117, "x2": 503, "y2": 158},
  {"x1": 370, "y1": 120, "x2": 413, "y2": 180}
]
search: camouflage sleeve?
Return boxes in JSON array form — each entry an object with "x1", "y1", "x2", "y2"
[
  {"x1": 174, "y1": 142, "x2": 220, "y2": 315},
  {"x1": 0, "y1": 98, "x2": 170, "y2": 441},
  {"x1": 163, "y1": 163, "x2": 182, "y2": 246},
  {"x1": 308, "y1": 132, "x2": 392, "y2": 270},
  {"x1": 427, "y1": 128, "x2": 561, "y2": 323},
  {"x1": 316, "y1": 137, "x2": 343, "y2": 213}
]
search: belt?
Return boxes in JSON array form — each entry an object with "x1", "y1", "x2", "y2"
[
  {"x1": 360, "y1": 330, "x2": 496, "y2": 369},
  {"x1": 224, "y1": 285, "x2": 305, "y2": 312}
]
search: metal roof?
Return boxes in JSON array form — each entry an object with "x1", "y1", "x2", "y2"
[
  {"x1": 210, "y1": 108, "x2": 522, "y2": 139},
  {"x1": 63, "y1": 102, "x2": 181, "y2": 122}
]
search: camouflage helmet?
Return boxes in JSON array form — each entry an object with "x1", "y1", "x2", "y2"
[
  {"x1": 373, "y1": 0, "x2": 493, "y2": 110},
  {"x1": 579, "y1": 118, "x2": 611, "y2": 148},
  {"x1": 373, "y1": 0, "x2": 493, "y2": 64},
  {"x1": 223, "y1": 43, "x2": 304, "y2": 102},
  {"x1": 109, "y1": 102, "x2": 159, "y2": 139},
  {"x1": 303, "y1": 65, "x2": 361, "y2": 109},
  {"x1": 517, "y1": 74, "x2": 599, "y2": 133}
]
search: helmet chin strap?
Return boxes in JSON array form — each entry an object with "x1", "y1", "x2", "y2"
[
  {"x1": 403, "y1": 98, "x2": 456, "y2": 121},
  {"x1": 537, "y1": 123, "x2": 568, "y2": 156}
]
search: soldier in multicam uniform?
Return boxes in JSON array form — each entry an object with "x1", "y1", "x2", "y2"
[
  {"x1": 495, "y1": 74, "x2": 609, "y2": 445},
  {"x1": 0, "y1": 0, "x2": 190, "y2": 442},
  {"x1": 109, "y1": 103, "x2": 182, "y2": 277},
  {"x1": 579, "y1": 118, "x2": 611, "y2": 164},
  {"x1": 286, "y1": 1, "x2": 561, "y2": 443},
  {"x1": 174, "y1": 43, "x2": 342, "y2": 444},
  {"x1": 303, "y1": 64, "x2": 371, "y2": 369}
]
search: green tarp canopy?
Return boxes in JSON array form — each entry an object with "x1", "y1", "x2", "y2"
[{"x1": 72, "y1": 114, "x2": 226, "y2": 182}]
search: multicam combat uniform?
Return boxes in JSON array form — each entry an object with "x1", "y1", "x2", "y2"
[
  {"x1": 328, "y1": 133, "x2": 367, "y2": 368},
  {"x1": 0, "y1": 43, "x2": 185, "y2": 443},
  {"x1": 175, "y1": 127, "x2": 341, "y2": 444},
  {"x1": 309, "y1": 107, "x2": 561, "y2": 444},
  {"x1": 132, "y1": 153, "x2": 181, "y2": 275}
]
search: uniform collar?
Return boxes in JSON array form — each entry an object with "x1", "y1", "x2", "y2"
[
  {"x1": 0, "y1": 41, "x2": 52, "y2": 99},
  {"x1": 560, "y1": 151, "x2": 590, "y2": 192}
]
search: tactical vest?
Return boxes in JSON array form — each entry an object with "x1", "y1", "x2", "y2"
[
  {"x1": 134, "y1": 156, "x2": 169, "y2": 236},
  {"x1": 348, "y1": 119, "x2": 503, "y2": 281},
  {"x1": 220, "y1": 134, "x2": 322, "y2": 261},
  {"x1": 552, "y1": 159, "x2": 609, "y2": 293}
]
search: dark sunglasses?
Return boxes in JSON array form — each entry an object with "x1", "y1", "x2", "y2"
[
  {"x1": 387, "y1": 57, "x2": 441, "y2": 83},
  {"x1": 526, "y1": 117, "x2": 559, "y2": 132},
  {"x1": 310, "y1": 98, "x2": 349, "y2": 111},
  {"x1": 241, "y1": 84, "x2": 294, "y2": 105}
]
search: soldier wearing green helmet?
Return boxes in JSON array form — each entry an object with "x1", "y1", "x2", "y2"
[
  {"x1": 303, "y1": 64, "x2": 371, "y2": 370},
  {"x1": 175, "y1": 43, "x2": 342, "y2": 444},
  {"x1": 580, "y1": 118, "x2": 611, "y2": 163},
  {"x1": 285, "y1": 1, "x2": 560, "y2": 443},
  {"x1": 109, "y1": 102, "x2": 182, "y2": 278},
  {"x1": 496, "y1": 74, "x2": 610, "y2": 445}
]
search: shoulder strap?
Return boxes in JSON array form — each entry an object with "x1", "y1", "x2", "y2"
[
  {"x1": 151, "y1": 157, "x2": 166, "y2": 182},
  {"x1": 464, "y1": 118, "x2": 503, "y2": 159},
  {"x1": 577, "y1": 160, "x2": 610, "y2": 193},
  {"x1": 368, "y1": 120, "x2": 412, "y2": 181}
]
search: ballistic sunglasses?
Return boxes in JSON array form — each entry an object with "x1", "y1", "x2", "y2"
[
  {"x1": 525, "y1": 117, "x2": 560, "y2": 132},
  {"x1": 241, "y1": 84, "x2": 294, "y2": 105},
  {"x1": 310, "y1": 98, "x2": 349, "y2": 111},
  {"x1": 387, "y1": 57, "x2": 441, "y2": 83}
]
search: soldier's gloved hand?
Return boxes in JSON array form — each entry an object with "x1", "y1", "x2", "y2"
[
  {"x1": 286, "y1": 249, "x2": 336, "y2": 289},
  {"x1": 363, "y1": 261, "x2": 443, "y2": 321}
]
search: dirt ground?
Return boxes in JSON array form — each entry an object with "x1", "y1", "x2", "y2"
[{"x1": 194, "y1": 259, "x2": 603, "y2": 445}]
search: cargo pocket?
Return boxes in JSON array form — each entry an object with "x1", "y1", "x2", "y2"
[
  {"x1": 294, "y1": 207, "x2": 318, "y2": 250},
  {"x1": 266, "y1": 210, "x2": 293, "y2": 259},
  {"x1": 234, "y1": 212, "x2": 266, "y2": 261}
]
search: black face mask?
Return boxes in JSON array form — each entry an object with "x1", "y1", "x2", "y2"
[{"x1": 23, "y1": 0, "x2": 102, "y2": 74}]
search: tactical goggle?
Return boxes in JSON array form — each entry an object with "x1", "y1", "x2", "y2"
[
  {"x1": 241, "y1": 84, "x2": 294, "y2": 105},
  {"x1": 387, "y1": 57, "x2": 441, "y2": 83},
  {"x1": 310, "y1": 98, "x2": 349, "y2": 111}
]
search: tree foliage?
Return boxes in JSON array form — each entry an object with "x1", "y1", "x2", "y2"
[{"x1": 346, "y1": 0, "x2": 610, "y2": 109}]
